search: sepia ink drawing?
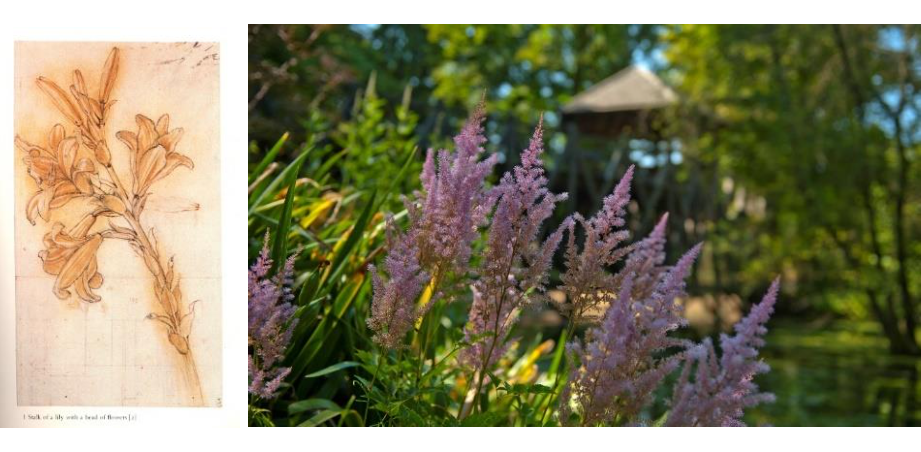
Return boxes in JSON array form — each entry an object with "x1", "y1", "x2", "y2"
[{"x1": 14, "y1": 43, "x2": 221, "y2": 407}]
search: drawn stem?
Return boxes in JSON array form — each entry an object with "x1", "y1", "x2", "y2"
[
  {"x1": 182, "y1": 348, "x2": 206, "y2": 406},
  {"x1": 100, "y1": 141, "x2": 204, "y2": 405}
]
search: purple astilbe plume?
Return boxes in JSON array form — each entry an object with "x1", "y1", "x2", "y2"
[
  {"x1": 367, "y1": 221, "x2": 430, "y2": 349},
  {"x1": 411, "y1": 102, "x2": 498, "y2": 275},
  {"x1": 248, "y1": 233, "x2": 299, "y2": 399},
  {"x1": 558, "y1": 165, "x2": 636, "y2": 325},
  {"x1": 666, "y1": 278, "x2": 780, "y2": 427},
  {"x1": 618, "y1": 213, "x2": 670, "y2": 300},
  {"x1": 561, "y1": 238, "x2": 702, "y2": 426},
  {"x1": 368, "y1": 103, "x2": 498, "y2": 349},
  {"x1": 460, "y1": 118, "x2": 569, "y2": 370}
]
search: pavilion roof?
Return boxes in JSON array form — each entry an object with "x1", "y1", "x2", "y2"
[{"x1": 562, "y1": 65, "x2": 678, "y2": 115}]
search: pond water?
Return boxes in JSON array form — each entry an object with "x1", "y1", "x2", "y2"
[{"x1": 746, "y1": 320, "x2": 921, "y2": 426}]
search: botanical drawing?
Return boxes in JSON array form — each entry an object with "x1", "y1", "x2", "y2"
[{"x1": 15, "y1": 46, "x2": 206, "y2": 405}]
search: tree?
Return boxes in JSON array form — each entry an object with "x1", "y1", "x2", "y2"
[{"x1": 665, "y1": 24, "x2": 921, "y2": 354}]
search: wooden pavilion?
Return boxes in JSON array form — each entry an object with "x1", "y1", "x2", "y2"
[{"x1": 562, "y1": 65, "x2": 678, "y2": 139}]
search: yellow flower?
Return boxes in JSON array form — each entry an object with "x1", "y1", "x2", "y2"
[
  {"x1": 116, "y1": 114, "x2": 194, "y2": 195},
  {"x1": 38, "y1": 218, "x2": 104, "y2": 303},
  {"x1": 16, "y1": 124, "x2": 97, "y2": 224}
]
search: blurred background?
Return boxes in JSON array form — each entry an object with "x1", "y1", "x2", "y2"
[{"x1": 248, "y1": 24, "x2": 921, "y2": 426}]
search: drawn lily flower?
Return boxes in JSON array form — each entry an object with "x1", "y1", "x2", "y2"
[
  {"x1": 34, "y1": 47, "x2": 119, "y2": 157},
  {"x1": 16, "y1": 124, "x2": 97, "y2": 224},
  {"x1": 116, "y1": 114, "x2": 193, "y2": 195},
  {"x1": 38, "y1": 218, "x2": 104, "y2": 303}
]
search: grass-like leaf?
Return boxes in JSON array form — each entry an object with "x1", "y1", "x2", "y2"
[{"x1": 304, "y1": 361, "x2": 361, "y2": 379}]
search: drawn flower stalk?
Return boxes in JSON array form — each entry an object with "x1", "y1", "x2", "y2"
[{"x1": 16, "y1": 48, "x2": 204, "y2": 405}]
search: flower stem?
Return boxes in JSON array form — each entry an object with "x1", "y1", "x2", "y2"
[
  {"x1": 467, "y1": 237, "x2": 522, "y2": 417},
  {"x1": 100, "y1": 140, "x2": 204, "y2": 406},
  {"x1": 362, "y1": 355, "x2": 384, "y2": 426}
]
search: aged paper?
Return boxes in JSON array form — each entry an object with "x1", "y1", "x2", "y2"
[{"x1": 14, "y1": 42, "x2": 221, "y2": 407}]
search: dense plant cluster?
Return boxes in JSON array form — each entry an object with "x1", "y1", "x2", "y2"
[
  {"x1": 358, "y1": 105, "x2": 780, "y2": 426},
  {"x1": 245, "y1": 103, "x2": 780, "y2": 426}
]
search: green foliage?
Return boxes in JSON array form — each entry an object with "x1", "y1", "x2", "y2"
[
  {"x1": 249, "y1": 25, "x2": 662, "y2": 161},
  {"x1": 332, "y1": 73, "x2": 421, "y2": 198},
  {"x1": 751, "y1": 320, "x2": 921, "y2": 426},
  {"x1": 248, "y1": 129, "x2": 399, "y2": 425},
  {"x1": 248, "y1": 140, "x2": 573, "y2": 425},
  {"x1": 664, "y1": 24, "x2": 921, "y2": 354}
]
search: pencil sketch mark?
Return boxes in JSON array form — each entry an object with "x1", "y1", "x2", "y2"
[
  {"x1": 158, "y1": 57, "x2": 186, "y2": 65},
  {"x1": 15, "y1": 47, "x2": 206, "y2": 405}
]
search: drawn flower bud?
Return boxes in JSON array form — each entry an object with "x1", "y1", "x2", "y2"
[
  {"x1": 36, "y1": 77, "x2": 83, "y2": 127},
  {"x1": 94, "y1": 142, "x2": 111, "y2": 166},
  {"x1": 101, "y1": 194, "x2": 126, "y2": 215},
  {"x1": 99, "y1": 48, "x2": 120, "y2": 104},
  {"x1": 168, "y1": 333, "x2": 190, "y2": 355},
  {"x1": 73, "y1": 70, "x2": 87, "y2": 96},
  {"x1": 70, "y1": 212, "x2": 99, "y2": 238},
  {"x1": 39, "y1": 227, "x2": 104, "y2": 303}
]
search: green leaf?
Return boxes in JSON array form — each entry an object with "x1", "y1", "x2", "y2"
[
  {"x1": 548, "y1": 328, "x2": 568, "y2": 377},
  {"x1": 249, "y1": 132, "x2": 288, "y2": 185},
  {"x1": 313, "y1": 149, "x2": 348, "y2": 180},
  {"x1": 396, "y1": 403, "x2": 426, "y2": 426},
  {"x1": 298, "y1": 409, "x2": 341, "y2": 427},
  {"x1": 375, "y1": 146, "x2": 418, "y2": 211},
  {"x1": 460, "y1": 412, "x2": 503, "y2": 427},
  {"x1": 297, "y1": 266, "x2": 324, "y2": 307},
  {"x1": 326, "y1": 189, "x2": 377, "y2": 283},
  {"x1": 652, "y1": 410, "x2": 670, "y2": 427},
  {"x1": 271, "y1": 154, "x2": 305, "y2": 273},
  {"x1": 304, "y1": 361, "x2": 360, "y2": 378},
  {"x1": 533, "y1": 328, "x2": 568, "y2": 426},
  {"x1": 499, "y1": 383, "x2": 554, "y2": 395},
  {"x1": 248, "y1": 145, "x2": 312, "y2": 215},
  {"x1": 288, "y1": 398, "x2": 340, "y2": 415},
  {"x1": 289, "y1": 277, "x2": 367, "y2": 381}
]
